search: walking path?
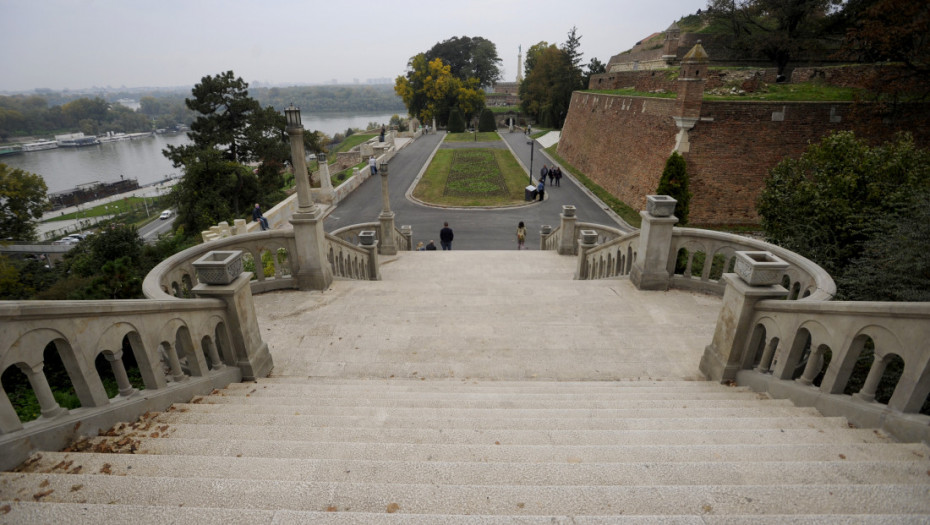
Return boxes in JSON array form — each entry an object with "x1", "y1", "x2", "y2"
[{"x1": 325, "y1": 132, "x2": 623, "y2": 250}]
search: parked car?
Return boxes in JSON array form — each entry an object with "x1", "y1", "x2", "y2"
[{"x1": 159, "y1": 210, "x2": 172, "y2": 220}]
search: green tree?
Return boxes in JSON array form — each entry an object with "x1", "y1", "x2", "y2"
[
  {"x1": 0, "y1": 164, "x2": 49, "y2": 242},
  {"x1": 583, "y1": 57, "x2": 607, "y2": 89},
  {"x1": 395, "y1": 56, "x2": 485, "y2": 126},
  {"x1": 758, "y1": 131, "x2": 930, "y2": 299},
  {"x1": 519, "y1": 45, "x2": 574, "y2": 127},
  {"x1": 478, "y1": 108, "x2": 497, "y2": 132},
  {"x1": 447, "y1": 108, "x2": 466, "y2": 133},
  {"x1": 523, "y1": 41, "x2": 551, "y2": 78},
  {"x1": 656, "y1": 152, "x2": 692, "y2": 225},
  {"x1": 424, "y1": 36, "x2": 503, "y2": 89}
]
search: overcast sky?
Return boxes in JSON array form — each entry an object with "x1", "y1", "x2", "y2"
[{"x1": 0, "y1": 0, "x2": 708, "y2": 93}]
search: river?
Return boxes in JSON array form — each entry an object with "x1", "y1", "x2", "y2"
[{"x1": 2, "y1": 111, "x2": 400, "y2": 194}]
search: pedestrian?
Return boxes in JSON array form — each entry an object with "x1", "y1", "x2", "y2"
[
  {"x1": 416, "y1": 241, "x2": 425, "y2": 251},
  {"x1": 369, "y1": 156, "x2": 378, "y2": 175},
  {"x1": 425, "y1": 240, "x2": 437, "y2": 251},
  {"x1": 380, "y1": 125, "x2": 386, "y2": 142},
  {"x1": 548, "y1": 167, "x2": 555, "y2": 185},
  {"x1": 516, "y1": 221, "x2": 527, "y2": 250},
  {"x1": 537, "y1": 178, "x2": 545, "y2": 201},
  {"x1": 555, "y1": 167, "x2": 562, "y2": 187},
  {"x1": 252, "y1": 203, "x2": 269, "y2": 231},
  {"x1": 540, "y1": 164, "x2": 549, "y2": 183},
  {"x1": 440, "y1": 222, "x2": 454, "y2": 250}
]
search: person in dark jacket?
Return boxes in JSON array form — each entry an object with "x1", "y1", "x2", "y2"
[
  {"x1": 440, "y1": 222, "x2": 454, "y2": 250},
  {"x1": 425, "y1": 240, "x2": 437, "y2": 251},
  {"x1": 252, "y1": 203, "x2": 269, "y2": 231}
]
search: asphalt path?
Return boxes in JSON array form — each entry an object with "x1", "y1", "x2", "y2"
[{"x1": 323, "y1": 132, "x2": 622, "y2": 250}]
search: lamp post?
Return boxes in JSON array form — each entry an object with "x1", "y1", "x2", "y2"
[
  {"x1": 378, "y1": 161, "x2": 397, "y2": 255},
  {"x1": 529, "y1": 141, "x2": 534, "y2": 184},
  {"x1": 285, "y1": 104, "x2": 332, "y2": 290}
]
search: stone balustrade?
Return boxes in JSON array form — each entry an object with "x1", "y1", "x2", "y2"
[
  {"x1": 325, "y1": 233, "x2": 378, "y2": 281},
  {"x1": 330, "y1": 223, "x2": 413, "y2": 255},
  {"x1": 580, "y1": 231, "x2": 641, "y2": 280}
]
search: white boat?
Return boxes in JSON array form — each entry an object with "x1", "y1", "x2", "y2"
[
  {"x1": 55, "y1": 132, "x2": 99, "y2": 147},
  {"x1": 21, "y1": 140, "x2": 58, "y2": 151}
]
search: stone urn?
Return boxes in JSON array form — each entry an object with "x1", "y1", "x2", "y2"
[
  {"x1": 646, "y1": 195, "x2": 677, "y2": 217},
  {"x1": 580, "y1": 229, "x2": 599, "y2": 245},
  {"x1": 193, "y1": 250, "x2": 244, "y2": 285},
  {"x1": 540, "y1": 225, "x2": 552, "y2": 235},
  {"x1": 562, "y1": 205, "x2": 577, "y2": 218},
  {"x1": 734, "y1": 251, "x2": 789, "y2": 286},
  {"x1": 359, "y1": 230, "x2": 377, "y2": 246}
]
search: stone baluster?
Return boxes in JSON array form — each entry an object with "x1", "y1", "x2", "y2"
[
  {"x1": 575, "y1": 230, "x2": 599, "y2": 280},
  {"x1": 203, "y1": 338, "x2": 224, "y2": 370},
  {"x1": 104, "y1": 350, "x2": 137, "y2": 397},
  {"x1": 558, "y1": 205, "x2": 578, "y2": 255},
  {"x1": 755, "y1": 339, "x2": 778, "y2": 374},
  {"x1": 796, "y1": 345, "x2": 824, "y2": 386},
  {"x1": 164, "y1": 343, "x2": 186, "y2": 382},
  {"x1": 854, "y1": 357, "x2": 888, "y2": 403},
  {"x1": 0, "y1": 385, "x2": 24, "y2": 433},
  {"x1": 17, "y1": 363, "x2": 67, "y2": 419},
  {"x1": 400, "y1": 225, "x2": 412, "y2": 251},
  {"x1": 540, "y1": 225, "x2": 552, "y2": 250}
]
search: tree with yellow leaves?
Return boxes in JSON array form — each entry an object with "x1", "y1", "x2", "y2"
[{"x1": 395, "y1": 54, "x2": 485, "y2": 127}]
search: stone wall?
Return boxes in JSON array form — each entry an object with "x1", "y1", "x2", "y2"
[
  {"x1": 589, "y1": 68, "x2": 779, "y2": 93},
  {"x1": 558, "y1": 92, "x2": 930, "y2": 226}
]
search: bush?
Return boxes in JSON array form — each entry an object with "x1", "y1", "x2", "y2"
[
  {"x1": 447, "y1": 108, "x2": 466, "y2": 133},
  {"x1": 656, "y1": 151, "x2": 691, "y2": 225},
  {"x1": 478, "y1": 108, "x2": 497, "y2": 132}
]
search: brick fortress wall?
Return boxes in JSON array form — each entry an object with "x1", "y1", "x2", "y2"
[{"x1": 558, "y1": 92, "x2": 930, "y2": 226}]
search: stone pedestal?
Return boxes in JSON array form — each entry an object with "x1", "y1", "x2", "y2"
[
  {"x1": 558, "y1": 205, "x2": 578, "y2": 256},
  {"x1": 700, "y1": 273, "x2": 788, "y2": 383},
  {"x1": 359, "y1": 232, "x2": 381, "y2": 280},
  {"x1": 316, "y1": 154, "x2": 335, "y2": 203},
  {"x1": 378, "y1": 162, "x2": 397, "y2": 255},
  {"x1": 290, "y1": 207, "x2": 334, "y2": 291},
  {"x1": 194, "y1": 272, "x2": 273, "y2": 381},
  {"x1": 575, "y1": 230, "x2": 598, "y2": 280},
  {"x1": 630, "y1": 208, "x2": 678, "y2": 291}
]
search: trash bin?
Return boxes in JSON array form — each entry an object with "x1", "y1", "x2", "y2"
[{"x1": 525, "y1": 185, "x2": 537, "y2": 201}]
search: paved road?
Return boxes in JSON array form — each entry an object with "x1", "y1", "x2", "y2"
[{"x1": 324, "y1": 132, "x2": 622, "y2": 250}]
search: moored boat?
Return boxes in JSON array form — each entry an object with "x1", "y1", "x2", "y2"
[{"x1": 21, "y1": 140, "x2": 58, "y2": 152}]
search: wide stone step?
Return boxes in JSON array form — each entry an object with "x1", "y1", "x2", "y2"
[
  {"x1": 4, "y1": 502, "x2": 927, "y2": 525},
  {"x1": 230, "y1": 378, "x2": 738, "y2": 393},
  {"x1": 19, "y1": 451, "x2": 930, "y2": 487},
  {"x1": 75, "y1": 436, "x2": 930, "y2": 464},
  {"x1": 106, "y1": 422, "x2": 896, "y2": 446},
  {"x1": 3, "y1": 473, "x2": 929, "y2": 515},
  {"x1": 155, "y1": 408, "x2": 843, "y2": 431}
]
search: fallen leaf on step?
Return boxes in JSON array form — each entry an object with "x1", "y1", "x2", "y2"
[
  {"x1": 386, "y1": 503, "x2": 400, "y2": 513},
  {"x1": 517, "y1": 502, "x2": 525, "y2": 509},
  {"x1": 32, "y1": 490, "x2": 53, "y2": 501},
  {"x1": 38, "y1": 480, "x2": 49, "y2": 488},
  {"x1": 100, "y1": 463, "x2": 112, "y2": 474},
  {"x1": 0, "y1": 504, "x2": 10, "y2": 514},
  {"x1": 70, "y1": 484, "x2": 82, "y2": 492},
  {"x1": 838, "y1": 454, "x2": 846, "y2": 459},
  {"x1": 326, "y1": 506, "x2": 338, "y2": 512}
]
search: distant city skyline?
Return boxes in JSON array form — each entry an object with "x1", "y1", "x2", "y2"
[{"x1": 0, "y1": 0, "x2": 708, "y2": 93}]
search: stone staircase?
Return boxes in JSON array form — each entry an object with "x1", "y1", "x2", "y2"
[{"x1": 2, "y1": 252, "x2": 930, "y2": 522}]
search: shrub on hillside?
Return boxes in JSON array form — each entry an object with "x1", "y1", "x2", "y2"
[{"x1": 656, "y1": 151, "x2": 691, "y2": 225}]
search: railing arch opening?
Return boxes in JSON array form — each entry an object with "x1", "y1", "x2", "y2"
[
  {"x1": 1, "y1": 340, "x2": 81, "y2": 425},
  {"x1": 241, "y1": 251, "x2": 258, "y2": 281},
  {"x1": 839, "y1": 335, "x2": 876, "y2": 397},
  {"x1": 276, "y1": 248, "x2": 291, "y2": 278}
]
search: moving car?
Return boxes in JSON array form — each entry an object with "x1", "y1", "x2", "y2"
[{"x1": 159, "y1": 210, "x2": 172, "y2": 220}]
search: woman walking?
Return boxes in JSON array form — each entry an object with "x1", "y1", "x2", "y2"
[{"x1": 516, "y1": 221, "x2": 527, "y2": 250}]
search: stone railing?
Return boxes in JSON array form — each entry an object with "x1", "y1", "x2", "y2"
[
  {"x1": 0, "y1": 257, "x2": 272, "y2": 470},
  {"x1": 667, "y1": 229, "x2": 835, "y2": 300},
  {"x1": 330, "y1": 223, "x2": 412, "y2": 254},
  {"x1": 540, "y1": 225, "x2": 560, "y2": 251},
  {"x1": 701, "y1": 265, "x2": 930, "y2": 443},
  {"x1": 580, "y1": 231, "x2": 641, "y2": 280},
  {"x1": 325, "y1": 233, "x2": 379, "y2": 281},
  {"x1": 144, "y1": 230, "x2": 300, "y2": 298}
]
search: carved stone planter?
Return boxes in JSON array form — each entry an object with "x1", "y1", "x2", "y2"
[
  {"x1": 734, "y1": 251, "x2": 789, "y2": 286},
  {"x1": 562, "y1": 205, "x2": 576, "y2": 218},
  {"x1": 193, "y1": 250, "x2": 244, "y2": 285},
  {"x1": 359, "y1": 230, "x2": 377, "y2": 246},
  {"x1": 540, "y1": 225, "x2": 552, "y2": 235},
  {"x1": 580, "y1": 229, "x2": 598, "y2": 245},
  {"x1": 646, "y1": 195, "x2": 677, "y2": 217}
]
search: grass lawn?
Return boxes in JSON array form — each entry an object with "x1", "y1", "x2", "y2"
[
  {"x1": 330, "y1": 133, "x2": 377, "y2": 162},
  {"x1": 331, "y1": 160, "x2": 367, "y2": 187},
  {"x1": 544, "y1": 145, "x2": 642, "y2": 228},
  {"x1": 444, "y1": 132, "x2": 501, "y2": 142},
  {"x1": 584, "y1": 80, "x2": 864, "y2": 102},
  {"x1": 413, "y1": 148, "x2": 528, "y2": 207},
  {"x1": 45, "y1": 196, "x2": 169, "y2": 222}
]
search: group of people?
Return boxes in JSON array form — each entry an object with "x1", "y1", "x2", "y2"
[
  {"x1": 417, "y1": 222, "x2": 455, "y2": 251},
  {"x1": 541, "y1": 164, "x2": 562, "y2": 187}
]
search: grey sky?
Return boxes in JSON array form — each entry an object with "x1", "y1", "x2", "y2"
[{"x1": 0, "y1": 0, "x2": 708, "y2": 92}]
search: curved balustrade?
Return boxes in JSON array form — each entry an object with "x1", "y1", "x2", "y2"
[
  {"x1": 330, "y1": 223, "x2": 411, "y2": 253},
  {"x1": 582, "y1": 231, "x2": 640, "y2": 279},
  {"x1": 144, "y1": 231, "x2": 300, "y2": 299},
  {"x1": 0, "y1": 299, "x2": 241, "y2": 467},
  {"x1": 668, "y1": 229, "x2": 835, "y2": 300},
  {"x1": 576, "y1": 222, "x2": 626, "y2": 245},
  {"x1": 325, "y1": 234, "x2": 374, "y2": 280},
  {"x1": 736, "y1": 300, "x2": 930, "y2": 442},
  {"x1": 541, "y1": 226, "x2": 561, "y2": 251}
]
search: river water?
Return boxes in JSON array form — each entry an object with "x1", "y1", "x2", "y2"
[{"x1": 3, "y1": 111, "x2": 400, "y2": 194}]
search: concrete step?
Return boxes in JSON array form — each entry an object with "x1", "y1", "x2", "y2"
[
  {"x1": 153, "y1": 409, "x2": 845, "y2": 432},
  {"x1": 4, "y1": 501, "x2": 927, "y2": 525},
  {"x1": 19, "y1": 451, "x2": 930, "y2": 487},
  {"x1": 231, "y1": 378, "x2": 740, "y2": 393},
  {"x1": 3, "y1": 473, "x2": 929, "y2": 515},
  {"x1": 74, "y1": 436, "x2": 930, "y2": 464},
  {"x1": 100, "y1": 421, "x2": 897, "y2": 446}
]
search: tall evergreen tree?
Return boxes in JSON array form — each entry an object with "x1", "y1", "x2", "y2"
[{"x1": 656, "y1": 151, "x2": 691, "y2": 225}]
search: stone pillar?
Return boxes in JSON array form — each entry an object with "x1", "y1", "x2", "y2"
[
  {"x1": 164, "y1": 343, "x2": 186, "y2": 382},
  {"x1": 432, "y1": 117, "x2": 437, "y2": 133},
  {"x1": 378, "y1": 162, "x2": 398, "y2": 256},
  {"x1": 854, "y1": 358, "x2": 888, "y2": 403},
  {"x1": 755, "y1": 339, "x2": 778, "y2": 374},
  {"x1": 359, "y1": 231, "x2": 381, "y2": 280},
  {"x1": 540, "y1": 225, "x2": 552, "y2": 250},
  {"x1": 558, "y1": 205, "x2": 578, "y2": 255},
  {"x1": 0, "y1": 385, "x2": 23, "y2": 433},
  {"x1": 575, "y1": 230, "x2": 598, "y2": 280},
  {"x1": 194, "y1": 271, "x2": 273, "y2": 381},
  {"x1": 672, "y1": 43, "x2": 707, "y2": 154},
  {"x1": 104, "y1": 350, "x2": 137, "y2": 397},
  {"x1": 285, "y1": 106, "x2": 333, "y2": 291},
  {"x1": 630, "y1": 196, "x2": 679, "y2": 291},
  {"x1": 400, "y1": 225, "x2": 412, "y2": 251},
  {"x1": 316, "y1": 153, "x2": 334, "y2": 203},
  {"x1": 700, "y1": 252, "x2": 789, "y2": 383},
  {"x1": 796, "y1": 346, "x2": 824, "y2": 386},
  {"x1": 18, "y1": 363, "x2": 67, "y2": 419}
]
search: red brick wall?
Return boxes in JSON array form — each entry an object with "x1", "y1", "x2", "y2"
[{"x1": 559, "y1": 92, "x2": 930, "y2": 226}]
